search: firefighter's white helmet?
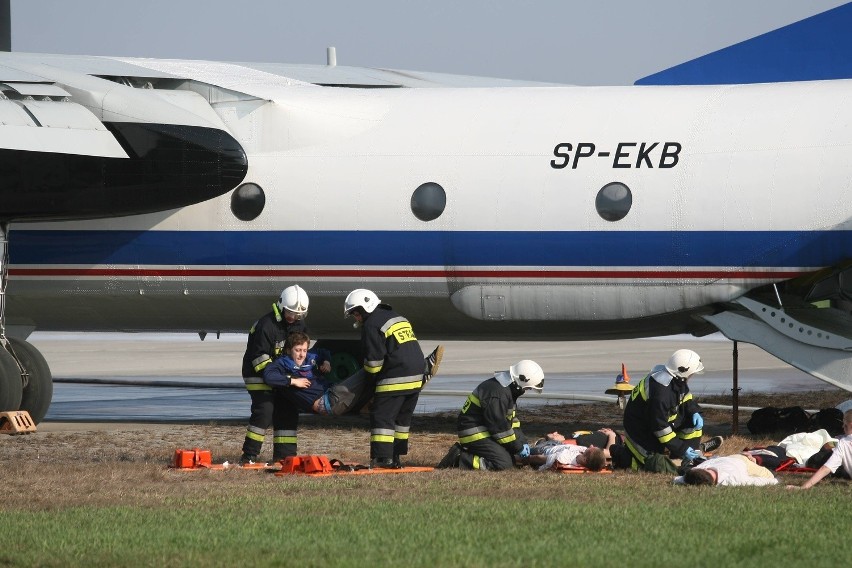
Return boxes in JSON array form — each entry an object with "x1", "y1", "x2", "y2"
[
  {"x1": 509, "y1": 360, "x2": 544, "y2": 391},
  {"x1": 344, "y1": 289, "x2": 381, "y2": 316},
  {"x1": 278, "y1": 285, "x2": 309, "y2": 318},
  {"x1": 665, "y1": 349, "x2": 704, "y2": 380}
]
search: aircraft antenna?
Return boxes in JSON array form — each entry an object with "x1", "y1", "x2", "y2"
[{"x1": 327, "y1": 46, "x2": 337, "y2": 67}]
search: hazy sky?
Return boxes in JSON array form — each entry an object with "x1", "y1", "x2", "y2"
[{"x1": 9, "y1": 1, "x2": 849, "y2": 85}]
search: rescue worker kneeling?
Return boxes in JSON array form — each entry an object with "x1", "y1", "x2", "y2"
[
  {"x1": 618, "y1": 349, "x2": 706, "y2": 472},
  {"x1": 437, "y1": 360, "x2": 544, "y2": 471}
]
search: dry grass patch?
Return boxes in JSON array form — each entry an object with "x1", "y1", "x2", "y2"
[{"x1": 1, "y1": 389, "x2": 847, "y2": 512}]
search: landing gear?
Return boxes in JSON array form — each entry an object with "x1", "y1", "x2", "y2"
[
  {"x1": 9, "y1": 337, "x2": 53, "y2": 424},
  {"x1": 0, "y1": 347, "x2": 22, "y2": 411},
  {"x1": 0, "y1": 221, "x2": 54, "y2": 423}
]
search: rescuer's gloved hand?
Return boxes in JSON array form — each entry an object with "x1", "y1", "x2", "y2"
[
  {"x1": 683, "y1": 447, "x2": 701, "y2": 462},
  {"x1": 692, "y1": 413, "x2": 703, "y2": 429},
  {"x1": 518, "y1": 444, "x2": 531, "y2": 458}
]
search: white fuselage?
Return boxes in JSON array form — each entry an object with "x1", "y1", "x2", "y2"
[{"x1": 8, "y1": 67, "x2": 852, "y2": 339}]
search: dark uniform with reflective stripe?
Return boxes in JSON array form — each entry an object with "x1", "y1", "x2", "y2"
[
  {"x1": 240, "y1": 303, "x2": 307, "y2": 462},
  {"x1": 360, "y1": 305, "x2": 424, "y2": 462},
  {"x1": 622, "y1": 365, "x2": 702, "y2": 470},
  {"x1": 456, "y1": 377, "x2": 527, "y2": 471}
]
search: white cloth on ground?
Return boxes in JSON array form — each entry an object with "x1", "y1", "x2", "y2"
[{"x1": 778, "y1": 429, "x2": 837, "y2": 465}]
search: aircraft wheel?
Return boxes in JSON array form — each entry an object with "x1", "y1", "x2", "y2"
[
  {"x1": 9, "y1": 338, "x2": 53, "y2": 424},
  {"x1": 0, "y1": 346, "x2": 23, "y2": 412}
]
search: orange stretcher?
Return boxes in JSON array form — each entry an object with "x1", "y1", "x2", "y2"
[
  {"x1": 170, "y1": 448, "x2": 280, "y2": 471},
  {"x1": 273, "y1": 455, "x2": 434, "y2": 477},
  {"x1": 556, "y1": 465, "x2": 613, "y2": 474}
]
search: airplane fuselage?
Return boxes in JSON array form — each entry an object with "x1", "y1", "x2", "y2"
[{"x1": 6, "y1": 70, "x2": 852, "y2": 340}]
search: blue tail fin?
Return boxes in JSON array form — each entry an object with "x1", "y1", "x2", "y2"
[{"x1": 636, "y1": 3, "x2": 852, "y2": 85}]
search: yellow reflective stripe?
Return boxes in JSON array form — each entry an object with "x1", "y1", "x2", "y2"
[
  {"x1": 364, "y1": 363, "x2": 382, "y2": 374},
  {"x1": 384, "y1": 321, "x2": 417, "y2": 344},
  {"x1": 461, "y1": 394, "x2": 480, "y2": 413},
  {"x1": 273, "y1": 302, "x2": 282, "y2": 322},
  {"x1": 253, "y1": 355, "x2": 272, "y2": 372},
  {"x1": 459, "y1": 431, "x2": 491, "y2": 444},
  {"x1": 246, "y1": 384, "x2": 272, "y2": 391},
  {"x1": 624, "y1": 436, "x2": 646, "y2": 464},
  {"x1": 246, "y1": 430, "x2": 265, "y2": 442},
  {"x1": 511, "y1": 419, "x2": 521, "y2": 429},
  {"x1": 273, "y1": 435, "x2": 297, "y2": 444},
  {"x1": 394, "y1": 431, "x2": 409, "y2": 440},
  {"x1": 371, "y1": 434, "x2": 395, "y2": 443},
  {"x1": 496, "y1": 433, "x2": 517, "y2": 445},
  {"x1": 667, "y1": 413, "x2": 678, "y2": 422},
  {"x1": 375, "y1": 380, "x2": 422, "y2": 393},
  {"x1": 658, "y1": 431, "x2": 676, "y2": 444},
  {"x1": 677, "y1": 430, "x2": 702, "y2": 440},
  {"x1": 682, "y1": 393, "x2": 693, "y2": 403},
  {"x1": 473, "y1": 455, "x2": 482, "y2": 470},
  {"x1": 638, "y1": 377, "x2": 648, "y2": 401}
]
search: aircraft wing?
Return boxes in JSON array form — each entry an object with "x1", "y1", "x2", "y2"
[{"x1": 0, "y1": 52, "x2": 248, "y2": 221}]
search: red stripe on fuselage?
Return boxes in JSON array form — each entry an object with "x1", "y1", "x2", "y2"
[{"x1": 8, "y1": 268, "x2": 807, "y2": 279}]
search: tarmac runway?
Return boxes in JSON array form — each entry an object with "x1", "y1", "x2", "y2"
[{"x1": 28, "y1": 332, "x2": 838, "y2": 424}]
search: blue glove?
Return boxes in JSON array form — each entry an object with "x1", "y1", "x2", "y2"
[
  {"x1": 692, "y1": 413, "x2": 703, "y2": 429},
  {"x1": 683, "y1": 447, "x2": 701, "y2": 462},
  {"x1": 518, "y1": 444, "x2": 530, "y2": 458}
]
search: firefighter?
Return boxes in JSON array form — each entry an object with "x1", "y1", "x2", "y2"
[
  {"x1": 239, "y1": 285, "x2": 330, "y2": 464},
  {"x1": 343, "y1": 288, "x2": 427, "y2": 468},
  {"x1": 621, "y1": 349, "x2": 706, "y2": 471},
  {"x1": 436, "y1": 359, "x2": 545, "y2": 471}
]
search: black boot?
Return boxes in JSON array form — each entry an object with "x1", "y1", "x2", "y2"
[
  {"x1": 436, "y1": 443, "x2": 462, "y2": 469},
  {"x1": 370, "y1": 457, "x2": 400, "y2": 469}
]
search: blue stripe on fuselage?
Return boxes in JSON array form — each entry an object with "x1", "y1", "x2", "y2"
[{"x1": 9, "y1": 229, "x2": 852, "y2": 268}]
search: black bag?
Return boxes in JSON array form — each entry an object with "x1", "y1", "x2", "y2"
[
  {"x1": 810, "y1": 408, "x2": 844, "y2": 436},
  {"x1": 747, "y1": 406, "x2": 811, "y2": 435}
]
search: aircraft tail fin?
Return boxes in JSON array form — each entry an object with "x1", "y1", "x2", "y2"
[{"x1": 636, "y1": 3, "x2": 852, "y2": 85}]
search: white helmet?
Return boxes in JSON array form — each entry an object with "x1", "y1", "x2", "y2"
[
  {"x1": 665, "y1": 349, "x2": 704, "y2": 380},
  {"x1": 509, "y1": 360, "x2": 544, "y2": 391},
  {"x1": 278, "y1": 285, "x2": 309, "y2": 318},
  {"x1": 344, "y1": 288, "x2": 381, "y2": 316}
]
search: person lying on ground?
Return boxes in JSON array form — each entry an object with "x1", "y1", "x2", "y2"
[
  {"x1": 787, "y1": 409, "x2": 852, "y2": 490},
  {"x1": 521, "y1": 429, "x2": 619, "y2": 471},
  {"x1": 677, "y1": 454, "x2": 779, "y2": 487}
]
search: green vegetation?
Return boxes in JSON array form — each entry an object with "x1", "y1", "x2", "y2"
[{"x1": 2, "y1": 471, "x2": 850, "y2": 567}]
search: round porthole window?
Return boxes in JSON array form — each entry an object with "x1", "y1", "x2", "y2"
[
  {"x1": 231, "y1": 183, "x2": 265, "y2": 221},
  {"x1": 595, "y1": 182, "x2": 632, "y2": 222},
  {"x1": 411, "y1": 182, "x2": 446, "y2": 222}
]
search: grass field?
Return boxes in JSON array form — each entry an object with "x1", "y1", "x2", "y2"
[{"x1": 2, "y1": 391, "x2": 851, "y2": 567}]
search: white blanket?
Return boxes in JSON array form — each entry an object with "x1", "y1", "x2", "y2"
[{"x1": 778, "y1": 429, "x2": 837, "y2": 465}]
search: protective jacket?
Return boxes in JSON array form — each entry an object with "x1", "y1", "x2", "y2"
[
  {"x1": 360, "y1": 305, "x2": 424, "y2": 397},
  {"x1": 241, "y1": 303, "x2": 307, "y2": 389},
  {"x1": 623, "y1": 365, "x2": 701, "y2": 460},
  {"x1": 263, "y1": 352, "x2": 330, "y2": 413},
  {"x1": 457, "y1": 377, "x2": 527, "y2": 455}
]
